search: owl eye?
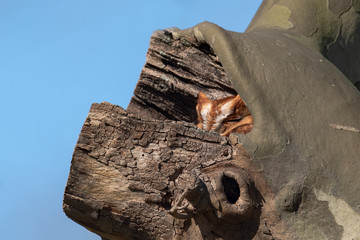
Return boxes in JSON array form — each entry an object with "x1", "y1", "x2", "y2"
[{"x1": 223, "y1": 116, "x2": 243, "y2": 123}]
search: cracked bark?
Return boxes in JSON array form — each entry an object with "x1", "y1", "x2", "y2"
[{"x1": 127, "y1": 31, "x2": 237, "y2": 122}]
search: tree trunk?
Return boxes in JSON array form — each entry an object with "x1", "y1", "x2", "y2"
[
  {"x1": 64, "y1": 2, "x2": 360, "y2": 239},
  {"x1": 247, "y1": 0, "x2": 360, "y2": 88}
]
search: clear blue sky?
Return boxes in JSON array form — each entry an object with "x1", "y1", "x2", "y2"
[{"x1": 0, "y1": 1, "x2": 261, "y2": 239}]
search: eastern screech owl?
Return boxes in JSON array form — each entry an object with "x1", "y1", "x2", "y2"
[{"x1": 196, "y1": 92, "x2": 253, "y2": 137}]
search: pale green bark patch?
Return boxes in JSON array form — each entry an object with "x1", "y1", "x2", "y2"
[
  {"x1": 314, "y1": 189, "x2": 360, "y2": 240},
  {"x1": 249, "y1": 5, "x2": 294, "y2": 30}
]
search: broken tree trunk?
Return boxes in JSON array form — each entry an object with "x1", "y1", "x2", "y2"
[{"x1": 63, "y1": 30, "x2": 287, "y2": 239}]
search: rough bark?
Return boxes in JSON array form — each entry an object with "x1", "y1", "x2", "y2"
[{"x1": 64, "y1": 102, "x2": 232, "y2": 240}]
